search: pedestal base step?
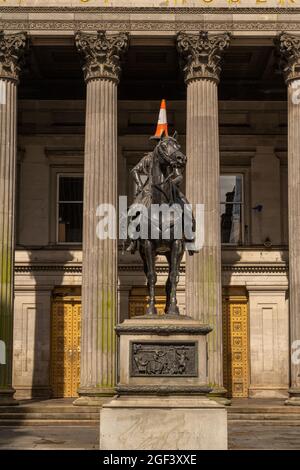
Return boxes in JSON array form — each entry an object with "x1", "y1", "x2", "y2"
[{"x1": 100, "y1": 395, "x2": 227, "y2": 450}]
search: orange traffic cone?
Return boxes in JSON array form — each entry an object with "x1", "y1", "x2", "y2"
[{"x1": 151, "y1": 99, "x2": 169, "y2": 140}]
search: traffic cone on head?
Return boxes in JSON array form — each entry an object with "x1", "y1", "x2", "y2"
[{"x1": 150, "y1": 99, "x2": 169, "y2": 140}]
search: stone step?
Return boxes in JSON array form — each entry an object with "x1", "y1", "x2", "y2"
[
  {"x1": 0, "y1": 404, "x2": 100, "y2": 425},
  {"x1": 0, "y1": 406, "x2": 100, "y2": 414},
  {"x1": 229, "y1": 407, "x2": 300, "y2": 414},
  {"x1": 0, "y1": 412, "x2": 99, "y2": 420},
  {"x1": 0, "y1": 419, "x2": 99, "y2": 426},
  {"x1": 1, "y1": 402, "x2": 300, "y2": 425},
  {"x1": 228, "y1": 420, "x2": 300, "y2": 426},
  {"x1": 228, "y1": 412, "x2": 300, "y2": 421}
]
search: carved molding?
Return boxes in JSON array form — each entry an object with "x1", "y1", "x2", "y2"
[
  {"x1": 177, "y1": 31, "x2": 231, "y2": 84},
  {"x1": 14, "y1": 265, "x2": 82, "y2": 274},
  {"x1": 1, "y1": 20, "x2": 300, "y2": 33},
  {"x1": 13, "y1": 263, "x2": 288, "y2": 274},
  {"x1": 116, "y1": 324, "x2": 212, "y2": 336},
  {"x1": 222, "y1": 264, "x2": 287, "y2": 274},
  {"x1": 116, "y1": 384, "x2": 212, "y2": 395},
  {"x1": 0, "y1": 7, "x2": 299, "y2": 14},
  {"x1": 274, "y1": 32, "x2": 300, "y2": 83},
  {"x1": 75, "y1": 30, "x2": 129, "y2": 83},
  {"x1": 0, "y1": 31, "x2": 27, "y2": 82},
  {"x1": 119, "y1": 264, "x2": 185, "y2": 273}
]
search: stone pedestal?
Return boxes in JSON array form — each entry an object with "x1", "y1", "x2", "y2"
[
  {"x1": 74, "y1": 31, "x2": 128, "y2": 404},
  {"x1": 177, "y1": 32, "x2": 230, "y2": 398},
  {"x1": 115, "y1": 316, "x2": 211, "y2": 394},
  {"x1": 100, "y1": 395, "x2": 227, "y2": 450},
  {"x1": 100, "y1": 315, "x2": 228, "y2": 450},
  {"x1": 0, "y1": 32, "x2": 26, "y2": 406},
  {"x1": 275, "y1": 33, "x2": 300, "y2": 405}
]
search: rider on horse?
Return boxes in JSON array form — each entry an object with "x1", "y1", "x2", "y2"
[{"x1": 127, "y1": 132, "x2": 195, "y2": 254}]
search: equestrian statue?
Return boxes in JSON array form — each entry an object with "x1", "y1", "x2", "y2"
[{"x1": 127, "y1": 100, "x2": 195, "y2": 316}]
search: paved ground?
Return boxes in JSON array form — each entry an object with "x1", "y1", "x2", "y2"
[
  {"x1": 0, "y1": 426, "x2": 99, "y2": 450},
  {"x1": 0, "y1": 423, "x2": 300, "y2": 450},
  {"x1": 228, "y1": 423, "x2": 300, "y2": 450}
]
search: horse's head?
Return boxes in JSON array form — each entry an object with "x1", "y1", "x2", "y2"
[{"x1": 154, "y1": 132, "x2": 187, "y2": 169}]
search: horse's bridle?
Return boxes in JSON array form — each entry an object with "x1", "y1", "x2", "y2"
[
  {"x1": 156, "y1": 138, "x2": 181, "y2": 167},
  {"x1": 151, "y1": 141, "x2": 182, "y2": 202}
]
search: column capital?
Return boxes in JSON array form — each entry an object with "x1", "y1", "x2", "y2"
[
  {"x1": 75, "y1": 30, "x2": 129, "y2": 84},
  {"x1": 274, "y1": 32, "x2": 300, "y2": 84},
  {"x1": 0, "y1": 31, "x2": 27, "y2": 82},
  {"x1": 176, "y1": 31, "x2": 230, "y2": 84}
]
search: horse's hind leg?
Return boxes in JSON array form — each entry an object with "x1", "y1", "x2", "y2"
[
  {"x1": 164, "y1": 252, "x2": 171, "y2": 314},
  {"x1": 144, "y1": 240, "x2": 158, "y2": 315},
  {"x1": 166, "y1": 240, "x2": 184, "y2": 315}
]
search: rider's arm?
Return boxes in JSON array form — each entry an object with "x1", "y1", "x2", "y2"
[
  {"x1": 131, "y1": 166, "x2": 144, "y2": 193},
  {"x1": 131, "y1": 156, "x2": 149, "y2": 194},
  {"x1": 171, "y1": 167, "x2": 183, "y2": 186}
]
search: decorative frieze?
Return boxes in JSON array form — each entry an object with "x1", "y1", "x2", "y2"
[
  {"x1": 130, "y1": 342, "x2": 197, "y2": 377},
  {"x1": 177, "y1": 31, "x2": 231, "y2": 83},
  {"x1": 0, "y1": 31, "x2": 27, "y2": 82},
  {"x1": 2, "y1": 18, "x2": 300, "y2": 34},
  {"x1": 75, "y1": 30, "x2": 129, "y2": 83}
]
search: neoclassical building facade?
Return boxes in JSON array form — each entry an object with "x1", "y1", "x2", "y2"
[{"x1": 0, "y1": 1, "x2": 300, "y2": 405}]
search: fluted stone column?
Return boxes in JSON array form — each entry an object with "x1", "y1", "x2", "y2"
[
  {"x1": 177, "y1": 32, "x2": 230, "y2": 397},
  {"x1": 275, "y1": 33, "x2": 300, "y2": 405},
  {"x1": 0, "y1": 32, "x2": 26, "y2": 406},
  {"x1": 74, "y1": 31, "x2": 129, "y2": 405}
]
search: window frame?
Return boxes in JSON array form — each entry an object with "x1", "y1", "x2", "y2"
[
  {"x1": 220, "y1": 170, "x2": 248, "y2": 247},
  {"x1": 55, "y1": 172, "x2": 84, "y2": 246}
]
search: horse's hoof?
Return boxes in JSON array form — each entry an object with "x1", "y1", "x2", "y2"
[
  {"x1": 146, "y1": 306, "x2": 158, "y2": 315},
  {"x1": 166, "y1": 305, "x2": 180, "y2": 315}
]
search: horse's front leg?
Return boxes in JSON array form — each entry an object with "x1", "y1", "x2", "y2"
[
  {"x1": 166, "y1": 240, "x2": 184, "y2": 315},
  {"x1": 144, "y1": 240, "x2": 158, "y2": 315}
]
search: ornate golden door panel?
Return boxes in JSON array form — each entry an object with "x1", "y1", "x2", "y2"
[
  {"x1": 51, "y1": 288, "x2": 81, "y2": 398},
  {"x1": 129, "y1": 287, "x2": 166, "y2": 317},
  {"x1": 222, "y1": 288, "x2": 249, "y2": 398}
]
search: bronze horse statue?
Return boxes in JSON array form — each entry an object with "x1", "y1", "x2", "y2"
[{"x1": 127, "y1": 132, "x2": 195, "y2": 316}]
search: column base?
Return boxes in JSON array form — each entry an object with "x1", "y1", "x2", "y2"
[
  {"x1": 73, "y1": 387, "x2": 115, "y2": 406},
  {"x1": 285, "y1": 388, "x2": 300, "y2": 406},
  {"x1": 0, "y1": 388, "x2": 18, "y2": 406},
  {"x1": 209, "y1": 386, "x2": 231, "y2": 406}
]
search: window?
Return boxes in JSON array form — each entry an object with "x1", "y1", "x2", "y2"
[
  {"x1": 57, "y1": 175, "x2": 83, "y2": 244},
  {"x1": 220, "y1": 175, "x2": 243, "y2": 245}
]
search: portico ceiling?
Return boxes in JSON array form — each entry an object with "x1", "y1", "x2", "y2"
[{"x1": 19, "y1": 43, "x2": 285, "y2": 101}]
